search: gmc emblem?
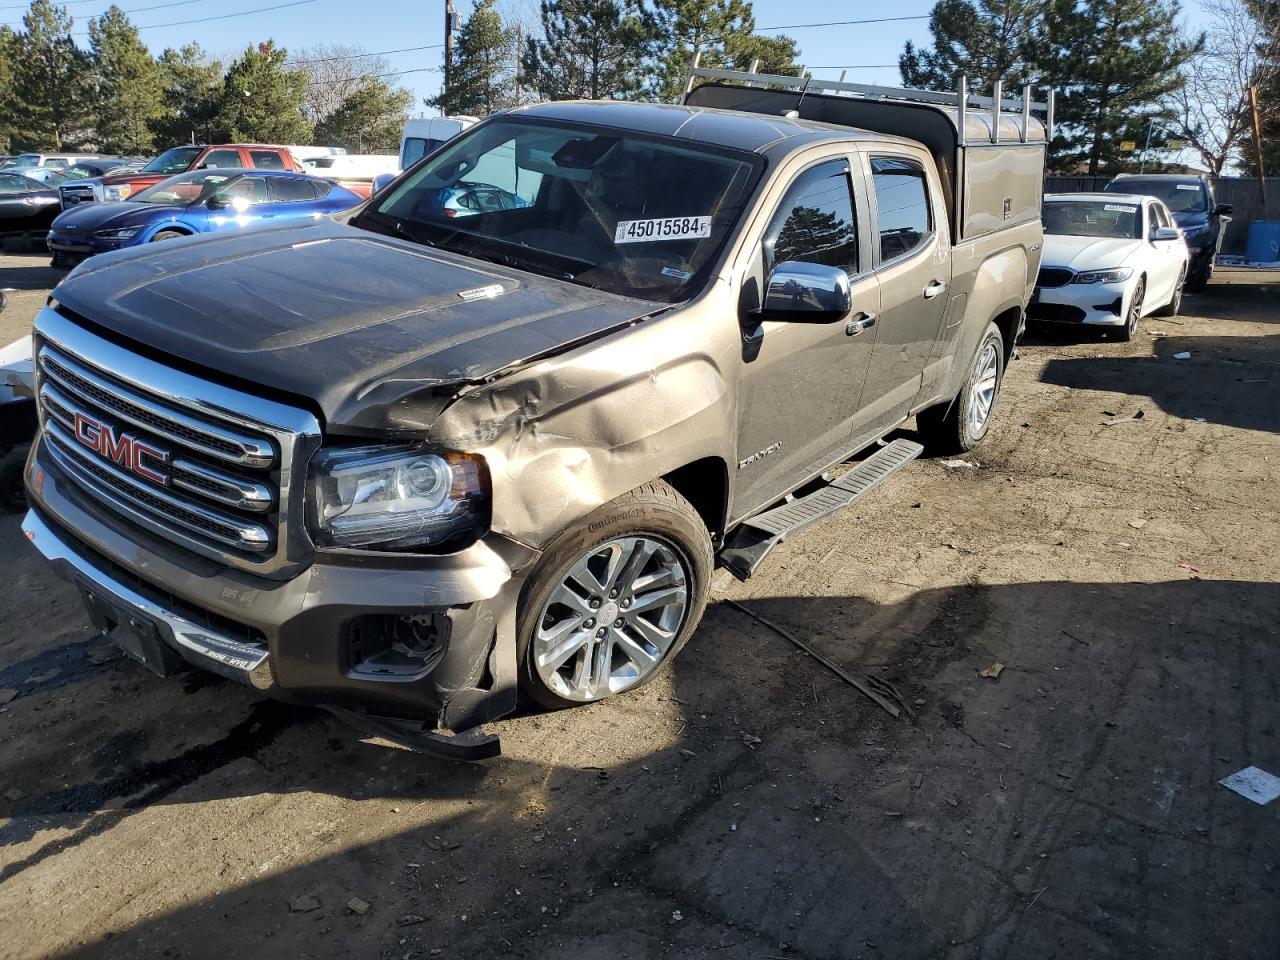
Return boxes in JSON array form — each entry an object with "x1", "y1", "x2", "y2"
[{"x1": 73, "y1": 412, "x2": 169, "y2": 485}]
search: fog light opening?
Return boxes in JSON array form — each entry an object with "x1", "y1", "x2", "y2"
[{"x1": 347, "y1": 613, "x2": 449, "y2": 680}]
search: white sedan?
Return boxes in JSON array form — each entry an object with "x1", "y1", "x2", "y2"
[{"x1": 1028, "y1": 192, "x2": 1189, "y2": 340}]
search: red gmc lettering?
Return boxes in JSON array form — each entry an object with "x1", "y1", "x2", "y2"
[{"x1": 72, "y1": 412, "x2": 167, "y2": 484}]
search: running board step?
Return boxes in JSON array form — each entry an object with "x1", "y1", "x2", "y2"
[{"x1": 718, "y1": 438, "x2": 924, "y2": 581}]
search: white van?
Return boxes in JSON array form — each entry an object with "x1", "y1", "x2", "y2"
[{"x1": 399, "y1": 116, "x2": 478, "y2": 170}]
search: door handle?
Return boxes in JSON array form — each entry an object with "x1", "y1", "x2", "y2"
[
  {"x1": 924, "y1": 280, "x2": 947, "y2": 299},
  {"x1": 845, "y1": 313, "x2": 877, "y2": 336}
]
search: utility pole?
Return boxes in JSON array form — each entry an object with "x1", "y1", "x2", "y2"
[
  {"x1": 443, "y1": 0, "x2": 456, "y2": 95},
  {"x1": 1249, "y1": 84, "x2": 1267, "y2": 203},
  {"x1": 516, "y1": 25, "x2": 523, "y2": 103},
  {"x1": 1139, "y1": 116, "x2": 1155, "y2": 174}
]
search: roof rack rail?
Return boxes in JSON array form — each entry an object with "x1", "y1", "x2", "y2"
[{"x1": 682, "y1": 56, "x2": 1055, "y2": 143}]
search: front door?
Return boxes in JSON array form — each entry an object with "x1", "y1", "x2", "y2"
[
  {"x1": 734, "y1": 156, "x2": 881, "y2": 518},
  {"x1": 856, "y1": 154, "x2": 952, "y2": 439},
  {"x1": 1147, "y1": 201, "x2": 1185, "y2": 304}
]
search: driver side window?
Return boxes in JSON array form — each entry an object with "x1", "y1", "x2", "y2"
[{"x1": 764, "y1": 160, "x2": 858, "y2": 275}]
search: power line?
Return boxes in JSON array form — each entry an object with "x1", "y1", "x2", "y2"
[
  {"x1": 69, "y1": 0, "x2": 320, "y2": 34},
  {"x1": 303, "y1": 66, "x2": 440, "y2": 87},
  {"x1": 758, "y1": 15, "x2": 929, "y2": 31},
  {"x1": 807, "y1": 64, "x2": 900, "y2": 69},
  {"x1": 288, "y1": 43, "x2": 443, "y2": 66},
  {"x1": 1, "y1": 0, "x2": 206, "y2": 24}
]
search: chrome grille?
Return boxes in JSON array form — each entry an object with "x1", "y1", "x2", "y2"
[
  {"x1": 59, "y1": 184, "x2": 100, "y2": 209},
  {"x1": 33, "y1": 308, "x2": 322, "y2": 577}
]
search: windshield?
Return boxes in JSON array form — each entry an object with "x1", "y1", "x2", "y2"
[
  {"x1": 1043, "y1": 200, "x2": 1141, "y2": 239},
  {"x1": 132, "y1": 170, "x2": 245, "y2": 205},
  {"x1": 360, "y1": 118, "x2": 762, "y2": 302},
  {"x1": 1110, "y1": 179, "x2": 1206, "y2": 215},
  {"x1": 142, "y1": 146, "x2": 203, "y2": 175}
]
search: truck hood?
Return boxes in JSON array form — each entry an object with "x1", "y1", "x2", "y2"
[
  {"x1": 99, "y1": 171, "x2": 166, "y2": 186},
  {"x1": 51, "y1": 219, "x2": 666, "y2": 434},
  {"x1": 1042, "y1": 234, "x2": 1139, "y2": 270}
]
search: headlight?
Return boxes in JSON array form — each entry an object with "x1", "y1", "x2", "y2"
[
  {"x1": 93, "y1": 226, "x2": 142, "y2": 240},
  {"x1": 306, "y1": 445, "x2": 489, "y2": 550},
  {"x1": 1072, "y1": 267, "x2": 1132, "y2": 284},
  {"x1": 104, "y1": 185, "x2": 132, "y2": 201}
]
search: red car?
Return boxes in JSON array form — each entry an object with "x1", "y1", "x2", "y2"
[{"x1": 59, "y1": 144, "x2": 303, "y2": 208}]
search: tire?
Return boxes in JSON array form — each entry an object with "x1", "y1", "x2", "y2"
[
  {"x1": 1119, "y1": 277, "x2": 1145, "y2": 342},
  {"x1": 0, "y1": 445, "x2": 30, "y2": 513},
  {"x1": 516, "y1": 480, "x2": 713, "y2": 711},
  {"x1": 1185, "y1": 257, "x2": 1211, "y2": 293},
  {"x1": 1152, "y1": 268, "x2": 1185, "y2": 318},
  {"x1": 150, "y1": 230, "x2": 186, "y2": 242},
  {"x1": 916, "y1": 321, "x2": 1005, "y2": 456}
]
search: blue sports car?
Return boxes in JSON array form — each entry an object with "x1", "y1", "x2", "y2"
[{"x1": 47, "y1": 168, "x2": 362, "y2": 267}]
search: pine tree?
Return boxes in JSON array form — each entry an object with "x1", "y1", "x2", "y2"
[
  {"x1": 314, "y1": 79, "x2": 413, "y2": 152},
  {"x1": 153, "y1": 44, "x2": 224, "y2": 145},
  {"x1": 649, "y1": 0, "x2": 798, "y2": 103},
  {"x1": 899, "y1": 0, "x2": 1041, "y2": 94},
  {"x1": 1042, "y1": 0, "x2": 1200, "y2": 174},
  {"x1": 88, "y1": 6, "x2": 163, "y2": 154},
  {"x1": 432, "y1": 0, "x2": 519, "y2": 116},
  {"x1": 214, "y1": 41, "x2": 313, "y2": 144},
  {"x1": 10, "y1": 0, "x2": 92, "y2": 149},
  {"x1": 1240, "y1": 0, "x2": 1279, "y2": 174},
  {"x1": 0, "y1": 28, "x2": 17, "y2": 152},
  {"x1": 521, "y1": 0, "x2": 654, "y2": 101}
]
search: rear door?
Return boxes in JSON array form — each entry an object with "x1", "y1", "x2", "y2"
[
  {"x1": 855, "y1": 151, "x2": 951, "y2": 437},
  {"x1": 266, "y1": 176, "x2": 323, "y2": 221},
  {"x1": 733, "y1": 153, "x2": 881, "y2": 517},
  {"x1": 1147, "y1": 201, "x2": 1185, "y2": 304},
  {"x1": 248, "y1": 149, "x2": 288, "y2": 171}
]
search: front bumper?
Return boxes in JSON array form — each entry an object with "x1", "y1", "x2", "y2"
[
  {"x1": 24, "y1": 435, "x2": 539, "y2": 757},
  {"x1": 1027, "y1": 279, "x2": 1131, "y2": 326}
]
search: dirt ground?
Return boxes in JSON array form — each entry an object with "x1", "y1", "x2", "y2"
[{"x1": 0, "y1": 247, "x2": 1278, "y2": 960}]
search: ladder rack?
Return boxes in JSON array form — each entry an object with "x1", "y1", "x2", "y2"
[{"x1": 682, "y1": 58, "x2": 1055, "y2": 145}]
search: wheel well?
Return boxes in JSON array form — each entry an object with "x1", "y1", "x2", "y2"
[
  {"x1": 150, "y1": 226, "x2": 192, "y2": 238},
  {"x1": 992, "y1": 306, "x2": 1021, "y2": 365},
  {"x1": 663, "y1": 458, "x2": 728, "y2": 542}
]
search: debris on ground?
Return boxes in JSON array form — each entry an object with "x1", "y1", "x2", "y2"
[
  {"x1": 1128, "y1": 518, "x2": 1148, "y2": 529},
  {"x1": 671, "y1": 911, "x2": 684, "y2": 922},
  {"x1": 1173, "y1": 351, "x2": 1191, "y2": 360},
  {"x1": 1178, "y1": 562, "x2": 1202, "y2": 575},
  {"x1": 398, "y1": 914, "x2": 428, "y2": 926},
  {"x1": 741, "y1": 733, "x2": 762, "y2": 749},
  {"x1": 1102, "y1": 410, "x2": 1145, "y2": 426},
  {"x1": 346, "y1": 897, "x2": 371, "y2": 916},
  {"x1": 723, "y1": 599, "x2": 902, "y2": 718},
  {"x1": 1219, "y1": 766, "x2": 1280, "y2": 805},
  {"x1": 940, "y1": 459, "x2": 977, "y2": 469},
  {"x1": 288, "y1": 895, "x2": 321, "y2": 913},
  {"x1": 979, "y1": 661, "x2": 1006, "y2": 679}
]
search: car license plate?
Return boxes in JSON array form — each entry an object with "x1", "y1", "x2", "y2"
[{"x1": 79, "y1": 587, "x2": 185, "y2": 677}]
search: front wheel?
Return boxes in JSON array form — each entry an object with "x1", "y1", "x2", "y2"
[
  {"x1": 916, "y1": 321, "x2": 1005, "y2": 455},
  {"x1": 149, "y1": 229, "x2": 186, "y2": 242},
  {"x1": 516, "y1": 480, "x2": 713, "y2": 710},
  {"x1": 1119, "y1": 277, "x2": 1145, "y2": 342}
]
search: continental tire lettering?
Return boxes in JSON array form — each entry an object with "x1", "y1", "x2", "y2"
[{"x1": 587, "y1": 508, "x2": 644, "y2": 534}]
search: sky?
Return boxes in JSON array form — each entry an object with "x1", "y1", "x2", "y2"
[{"x1": 0, "y1": 0, "x2": 1214, "y2": 113}]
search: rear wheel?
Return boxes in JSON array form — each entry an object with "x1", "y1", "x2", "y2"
[
  {"x1": 1152, "y1": 268, "x2": 1185, "y2": 317},
  {"x1": 516, "y1": 480, "x2": 712, "y2": 710},
  {"x1": 1119, "y1": 277, "x2": 1145, "y2": 342},
  {"x1": 916, "y1": 321, "x2": 1005, "y2": 455}
]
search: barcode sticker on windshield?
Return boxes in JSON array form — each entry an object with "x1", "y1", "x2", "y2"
[
  {"x1": 1105, "y1": 204, "x2": 1137, "y2": 213},
  {"x1": 1176, "y1": 184, "x2": 1199, "y2": 190},
  {"x1": 615, "y1": 217, "x2": 711, "y2": 244}
]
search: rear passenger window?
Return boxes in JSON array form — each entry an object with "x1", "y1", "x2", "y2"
[
  {"x1": 764, "y1": 161, "x2": 857, "y2": 274},
  {"x1": 270, "y1": 177, "x2": 318, "y2": 202},
  {"x1": 871, "y1": 157, "x2": 931, "y2": 261},
  {"x1": 250, "y1": 150, "x2": 286, "y2": 170}
]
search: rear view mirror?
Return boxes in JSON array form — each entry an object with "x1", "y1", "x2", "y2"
[
  {"x1": 1213, "y1": 203, "x2": 1233, "y2": 217},
  {"x1": 1153, "y1": 226, "x2": 1181, "y2": 241},
  {"x1": 757, "y1": 261, "x2": 852, "y2": 322}
]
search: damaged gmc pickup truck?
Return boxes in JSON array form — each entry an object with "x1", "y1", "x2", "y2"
[{"x1": 23, "y1": 71, "x2": 1051, "y2": 757}]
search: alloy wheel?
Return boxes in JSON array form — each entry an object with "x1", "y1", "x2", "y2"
[
  {"x1": 968, "y1": 340, "x2": 1000, "y2": 436},
  {"x1": 532, "y1": 535, "x2": 691, "y2": 703}
]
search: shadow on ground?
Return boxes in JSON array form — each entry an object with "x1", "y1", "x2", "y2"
[{"x1": 3, "y1": 575, "x2": 1278, "y2": 960}]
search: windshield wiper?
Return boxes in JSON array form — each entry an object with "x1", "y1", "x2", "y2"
[{"x1": 392, "y1": 219, "x2": 435, "y2": 248}]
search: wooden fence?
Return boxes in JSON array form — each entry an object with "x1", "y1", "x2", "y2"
[{"x1": 1043, "y1": 176, "x2": 1280, "y2": 254}]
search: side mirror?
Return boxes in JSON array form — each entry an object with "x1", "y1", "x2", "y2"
[
  {"x1": 1213, "y1": 203, "x2": 1233, "y2": 218},
  {"x1": 206, "y1": 194, "x2": 229, "y2": 210},
  {"x1": 1153, "y1": 226, "x2": 1181, "y2": 241},
  {"x1": 756, "y1": 261, "x2": 852, "y2": 322},
  {"x1": 372, "y1": 173, "x2": 397, "y2": 196}
]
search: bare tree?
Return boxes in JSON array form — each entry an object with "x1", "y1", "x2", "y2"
[
  {"x1": 290, "y1": 44, "x2": 393, "y2": 125},
  {"x1": 1169, "y1": 0, "x2": 1280, "y2": 174}
]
